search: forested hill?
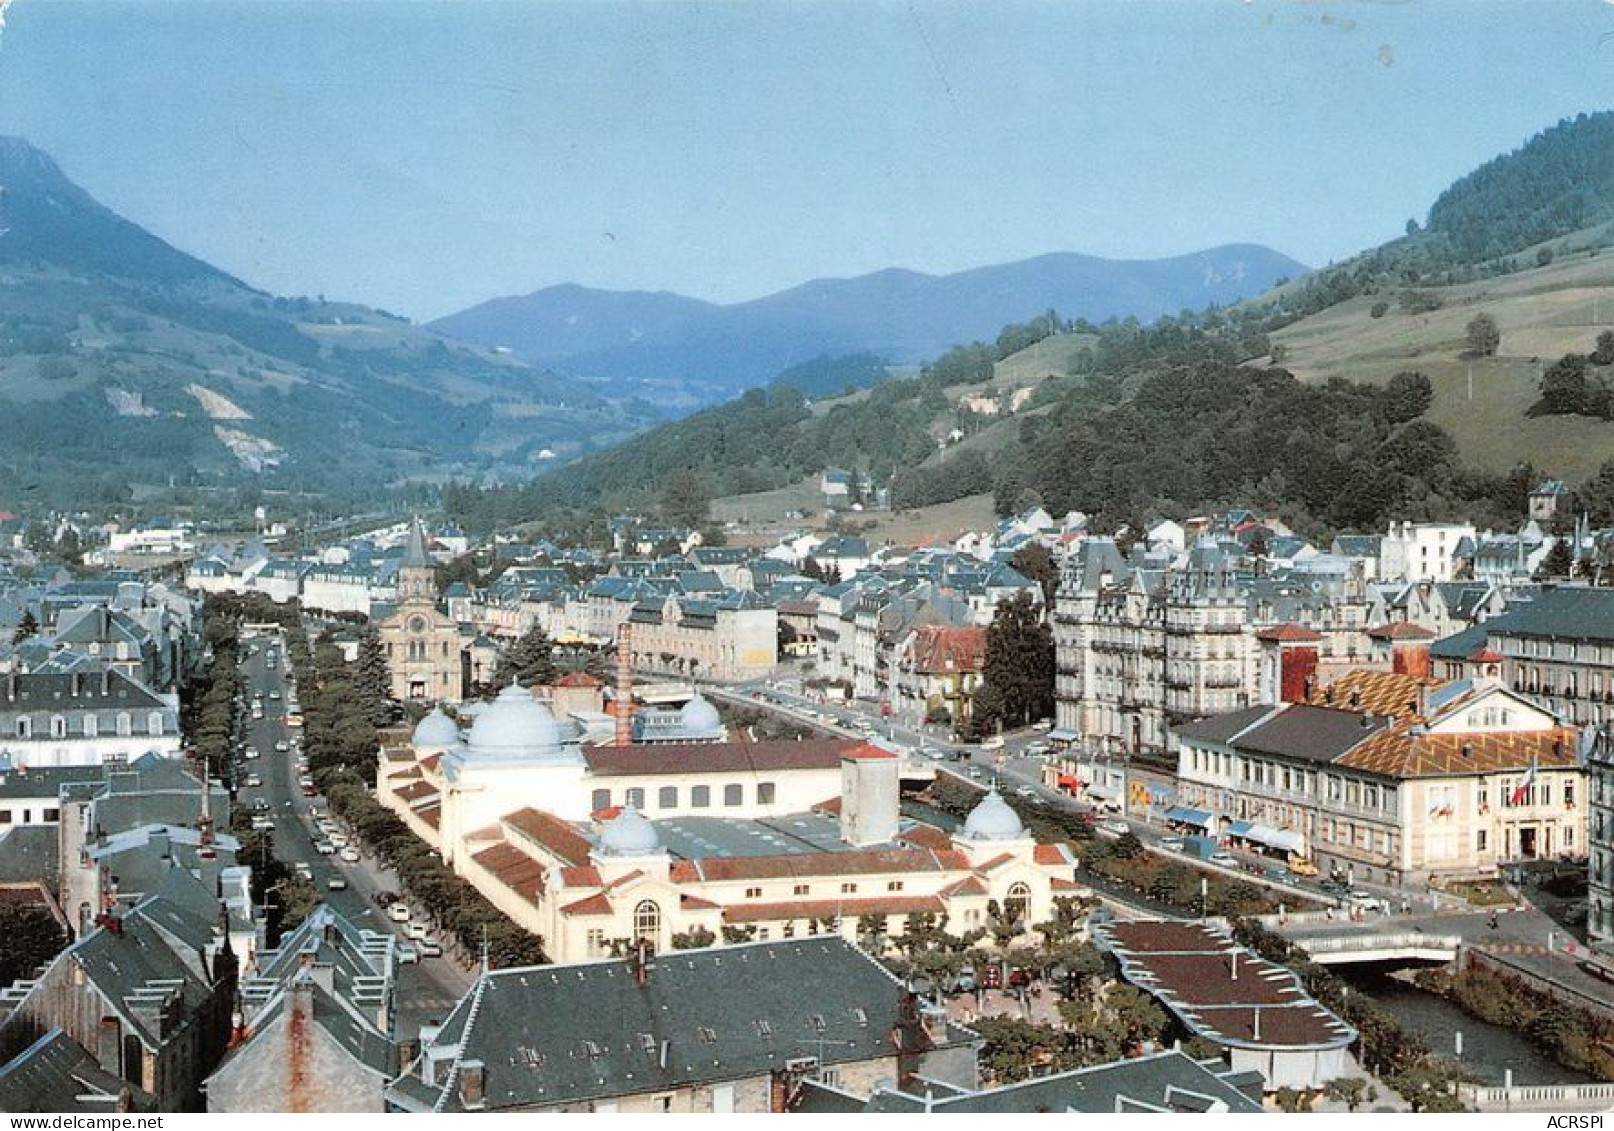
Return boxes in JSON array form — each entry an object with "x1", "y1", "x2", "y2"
[
  {"x1": 1426, "y1": 111, "x2": 1614, "y2": 265},
  {"x1": 0, "y1": 136, "x2": 658, "y2": 513},
  {"x1": 446, "y1": 111, "x2": 1614, "y2": 540}
]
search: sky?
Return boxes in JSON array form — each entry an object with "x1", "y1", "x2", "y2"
[{"x1": 2, "y1": 0, "x2": 1613, "y2": 320}]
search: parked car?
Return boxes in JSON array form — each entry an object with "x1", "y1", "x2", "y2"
[
  {"x1": 245, "y1": 747, "x2": 261, "y2": 760},
  {"x1": 1159, "y1": 837, "x2": 1185, "y2": 853},
  {"x1": 329, "y1": 834, "x2": 349, "y2": 849},
  {"x1": 388, "y1": 903, "x2": 411, "y2": 923},
  {"x1": 375, "y1": 890, "x2": 399, "y2": 907},
  {"x1": 1014, "y1": 787, "x2": 1038, "y2": 800},
  {"x1": 1209, "y1": 850, "x2": 1236, "y2": 866},
  {"x1": 340, "y1": 847, "x2": 361, "y2": 863},
  {"x1": 275, "y1": 741, "x2": 290, "y2": 753},
  {"x1": 251, "y1": 816, "x2": 274, "y2": 831},
  {"x1": 396, "y1": 943, "x2": 420, "y2": 965},
  {"x1": 951, "y1": 967, "x2": 977, "y2": 994},
  {"x1": 293, "y1": 862, "x2": 313, "y2": 879},
  {"x1": 245, "y1": 774, "x2": 263, "y2": 788},
  {"x1": 315, "y1": 841, "x2": 336, "y2": 855},
  {"x1": 251, "y1": 798, "x2": 271, "y2": 813},
  {"x1": 1098, "y1": 819, "x2": 1129, "y2": 836},
  {"x1": 981, "y1": 735, "x2": 1005, "y2": 751},
  {"x1": 418, "y1": 938, "x2": 443, "y2": 958},
  {"x1": 406, "y1": 921, "x2": 428, "y2": 940},
  {"x1": 326, "y1": 876, "x2": 347, "y2": 891}
]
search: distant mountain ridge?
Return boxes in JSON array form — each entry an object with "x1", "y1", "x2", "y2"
[
  {"x1": 431, "y1": 244, "x2": 1307, "y2": 406},
  {"x1": 0, "y1": 135, "x2": 655, "y2": 509}
]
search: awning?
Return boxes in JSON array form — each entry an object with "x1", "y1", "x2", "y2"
[
  {"x1": 1163, "y1": 806, "x2": 1213, "y2": 829},
  {"x1": 1228, "y1": 820, "x2": 1253, "y2": 837},
  {"x1": 1239, "y1": 823, "x2": 1306, "y2": 854},
  {"x1": 1048, "y1": 728, "x2": 1080, "y2": 742},
  {"x1": 1056, "y1": 774, "x2": 1081, "y2": 790}
]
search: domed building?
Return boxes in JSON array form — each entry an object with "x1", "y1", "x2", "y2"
[
  {"x1": 961, "y1": 789, "x2": 1026, "y2": 842},
  {"x1": 412, "y1": 707, "x2": 460, "y2": 752}
]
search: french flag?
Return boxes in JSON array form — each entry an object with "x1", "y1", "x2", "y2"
[{"x1": 1509, "y1": 757, "x2": 1537, "y2": 807}]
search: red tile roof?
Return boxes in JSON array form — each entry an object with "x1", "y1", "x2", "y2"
[
  {"x1": 582, "y1": 739, "x2": 857, "y2": 777},
  {"x1": 1366, "y1": 621, "x2": 1437, "y2": 641},
  {"x1": 672, "y1": 847, "x2": 969, "y2": 883},
  {"x1": 504, "y1": 808, "x2": 593, "y2": 866},
  {"x1": 559, "y1": 893, "x2": 614, "y2": 916},
  {"x1": 1337, "y1": 724, "x2": 1579, "y2": 778},
  {"x1": 843, "y1": 742, "x2": 896, "y2": 760},
  {"x1": 471, "y1": 843, "x2": 546, "y2": 904},
  {"x1": 554, "y1": 672, "x2": 604, "y2": 688},
  {"x1": 1255, "y1": 624, "x2": 1323, "y2": 643},
  {"x1": 907, "y1": 624, "x2": 987, "y2": 675}
]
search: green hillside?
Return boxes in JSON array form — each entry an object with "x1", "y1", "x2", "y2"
[{"x1": 0, "y1": 136, "x2": 656, "y2": 514}]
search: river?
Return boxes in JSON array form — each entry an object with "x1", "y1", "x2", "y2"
[{"x1": 1340, "y1": 964, "x2": 1594, "y2": 1086}]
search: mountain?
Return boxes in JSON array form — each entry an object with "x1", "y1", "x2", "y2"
[
  {"x1": 0, "y1": 137, "x2": 655, "y2": 511},
  {"x1": 454, "y1": 112, "x2": 1614, "y2": 537},
  {"x1": 430, "y1": 245, "x2": 1307, "y2": 407}
]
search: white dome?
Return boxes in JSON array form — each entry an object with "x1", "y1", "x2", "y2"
[
  {"x1": 412, "y1": 708, "x2": 460, "y2": 748},
  {"x1": 962, "y1": 789, "x2": 1026, "y2": 841},
  {"x1": 679, "y1": 693, "x2": 722, "y2": 734},
  {"x1": 467, "y1": 682, "x2": 561, "y2": 754},
  {"x1": 598, "y1": 806, "x2": 662, "y2": 856}
]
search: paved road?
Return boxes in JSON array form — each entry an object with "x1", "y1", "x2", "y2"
[{"x1": 233, "y1": 629, "x2": 471, "y2": 1036}]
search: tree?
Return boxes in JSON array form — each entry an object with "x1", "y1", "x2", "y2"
[
  {"x1": 973, "y1": 592, "x2": 1054, "y2": 732},
  {"x1": 11, "y1": 609, "x2": 38, "y2": 645},
  {"x1": 1536, "y1": 353, "x2": 1597, "y2": 416},
  {"x1": 1538, "y1": 537, "x2": 1575, "y2": 580},
  {"x1": 353, "y1": 623, "x2": 396, "y2": 727},
  {"x1": 1466, "y1": 313, "x2": 1501, "y2": 357},
  {"x1": 1575, "y1": 459, "x2": 1614, "y2": 526},
  {"x1": 1009, "y1": 543, "x2": 1059, "y2": 605},
  {"x1": 1382, "y1": 371, "x2": 1433, "y2": 424},
  {"x1": 1370, "y1": 301, "x2": 1390, "y2": 319},
  {"x1": 492, "y1": 625, "x2": 557, "y2": 689},
  {"x1": 671, "y1": 926, "x2": 717, "y2": 950},
  {"x1": 0, "y1": 904, "x2": 69, "y2": 984},
  {"x1": 658, "y1": 468, "x2": 710, "y2": 528},
  {"x1": 1325, "y1": 1077, "x2": 1377, "y2": 1113},
  {"x1": 1594, "y1": 330, "x2": 1614, "y2": 367}
]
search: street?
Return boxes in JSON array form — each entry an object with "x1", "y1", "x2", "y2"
[{"x1": 233, "y1": 629, "x2": 472, "y2": 1036}]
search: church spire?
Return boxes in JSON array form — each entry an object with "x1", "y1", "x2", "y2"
[{"x1": 403, "y1": 516, "x2": 432, "y2": 569}]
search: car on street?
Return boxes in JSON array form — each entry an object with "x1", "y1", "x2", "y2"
[
  {"x1": 1014, "y1": 787, "x2": 1038, "y2": 800},
  {"x1": 375, "y1": 890, "x2": 399, "y2": 907},
  {"x1": 981, "y1": 735, "x2": 1005, "y2": 751},
  {"x1": 251, "y1": 816, "x2": 274, "y2": 831},
  {"x1": 275, "y1": 741, "x2": 290, "y2": 753},
  {"x1": 396, "y1": 943, "x2": 420, "y2": 965},
  {"x1": 1160, "y1": 837, "x2": 1185, "y2": 853},
  {"x1": 245, "y1": 747, "x2": 260, "y2": 760},
  {"x1": 1209, "y1": 850, "x2": 1236, "y2": 866},
  {"x1": 388, "y1": 903, "x2": 411, "y2": 922},
  {"x1": 269, "y1": 690, "x2": 282, "y2": 700},
  {"x1": 315, "y1": 840, "x2": 336, "y2": 855},
  {"x1": 293, "y1": 862, "x2": 313, "y2": 879},
  {"x1": 326, "y1": 876, "x2": 347, "y2": 891},
  {"x1": 1098, "y1": 819, "x2": 1129, "y2": 836},
  {"x1": 340, "y1": 847, "x2": 360, "y2": 863},
  {"x1": 251, "y1": 798, "x2": 271, "y2": 813},
  {"x1": 246, "y1": 775, "x2": 263, "y2": 788},
  {"x1": 406, "y1": 921, "x2": 428, "y2": 940},
  {"x1": 329, "y1": 833, "x2": 349, "y2": 849},
  {"x1": 418, "y1": 938, "x2": 443, "y2": 958}
]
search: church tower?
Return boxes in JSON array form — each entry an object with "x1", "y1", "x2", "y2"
[{"x1": 398, "y1": 517, "x2": 436, "y2": 604}]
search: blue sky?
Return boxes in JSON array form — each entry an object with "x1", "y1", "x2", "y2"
[{"x1": 2, "y1": 0, "x2": 1613, "y2": 319}]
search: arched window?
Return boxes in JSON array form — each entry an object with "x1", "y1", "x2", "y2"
[
  {"x1": 147, "y1": 712, "x2": 164, "y2": 736},
  {"x1": 116, "y1": 713, "x2": 132, "y2": 737},
  {"x1": 1004, "y1": 882, "x2": 1031, "y2": 925},
  {"x1": 83, "y1": 715, "x2": 97, "y2": 738},
  {"x1": 14, "y1": 718, "x2": 29, "y2": 739},
  {"x1": 50, "y1": 715, "x2": 66, "y2": 739},
  {"x1": 633, "y1": 900, "x2": 661, "y2": 945}
]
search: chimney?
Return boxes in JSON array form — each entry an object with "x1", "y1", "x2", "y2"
[
  {"x1": 614, "y1": 623, "x2": 635, "y2": 748},
  {"x1": 1229, "y1": 950, "x2": 1238, "y2": 981},
  {"x1": 71, "y1": 671, "x2": 82, "y2": 697},
  {"x1": 840, "y1": 747, "x2": 900, "y2": 847},
  {"x1": 458, "y1": 1060, "x2": 486, "y2": 1109},
  {"x1": 631, "y1": 936, "x2": 653, "y2": 987},
  {"x1": 1252, "y1": 1006, "x2": 1262, "y2": 1043},
  {"x1": 102, "y1": 669, "x2": 111, "y2": 696},
  {"x1": 95, "y1": 1017, "x2": 121, "y2": 1075}
]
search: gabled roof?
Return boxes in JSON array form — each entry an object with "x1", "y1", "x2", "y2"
[
  {"x1": 390, "y1": 937, "x2": 971, "y2": 1112},
  {"x1": 0, "y1": 1029, "x2": 157, "y2": 1113}
]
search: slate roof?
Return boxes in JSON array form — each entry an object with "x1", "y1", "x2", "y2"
[
  {"x1": 830, "y1": 1050, "x2": 1263, "y2": 1114},
  {"x1": 1223, "y1": 704, "x2": 1394, "y2": 765},
  {"x1": 1429, "y1": 624, "x2": 1491, "y2": 661},
  {"x1": 0, "y1": 826, "x2": 60, "y2": 884},
  {"x1": 0, "y1": 1029, "x2": 157, "y2": 1113},
  {"x1": 1171, "y1": 705, "x2": 1275, "y2": 747},
  {"x1": 389, "y1": 936, "x2": 972, "y2": 1112},
  {"x1": 1485, "y1": 586, "x2": 1614, "y2": 641}
]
